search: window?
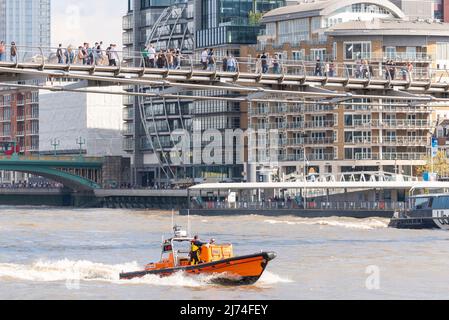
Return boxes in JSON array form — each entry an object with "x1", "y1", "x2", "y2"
[
  {"x1": 386, "y1": 131, "x2": 396, "y2": 138},
  {"x1": 413, "y1": 197, "x2": 431, "y2": 210},
  {"x1": 352, "y1": 4, "x2": 362, "y2": 12},
  {"x1": 311, "y1": 48, "x2": 326, "y2": 61},
  {"x1": 311, "y1": 17, "x2": 321, "y2": 32},
  {"x1": 345, "y1": 115, "x2": 353, "y2": 126},
  {"x1": 344, "y1": 42, "x2": 371, "y2": 60},
  {"x1": 406, "y1": 47, "x2": 417, "y2": 60},
  {"x1": 278, "y1": 18, "x2": 310, "y2": 45},
  {"x1": 385, "y1": 47, "x2": 396, "y2": 59},
  {"x1": 292, "y1": 50, "x2": 305, "y2": 61},
  {"x1": 266, "y1": 23, "x2": 276, "y2": 36},
  {"x1": 333, "y1": 42, "x2": 337, "y2": 60},
  {"x1": 436, "y1": 42, "x2": 449, "y2": 69}
]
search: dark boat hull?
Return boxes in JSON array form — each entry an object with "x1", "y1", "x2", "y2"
[
  {"x1": 389, "y1": 207, "x2": 449, "y2": 230},
  {"x1": 389, "y1": 217, "x2": 441, "y2": 229},
  {"x1": 120, "y1": 252, "x2": 276, "y2": 286}
]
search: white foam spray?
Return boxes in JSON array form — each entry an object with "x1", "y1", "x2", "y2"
[
  {"x1": 0, "y1": 259, "x2": 291, "y2": 288},
  {"x1": 264, "y1": 217, "x2": 389, "y2": 230}
]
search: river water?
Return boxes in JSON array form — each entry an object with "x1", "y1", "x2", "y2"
[{"x1": 1, "y1": 207, "x2": 449, "y2": 300}]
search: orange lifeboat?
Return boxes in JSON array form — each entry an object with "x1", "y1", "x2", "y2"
[{"x1": 120, "y1": 226, "x2": 276, "y2": 285}]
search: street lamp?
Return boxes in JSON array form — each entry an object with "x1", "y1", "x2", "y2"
[
  {"x1": 50, "y1": 139, "x2": 60, "y2": 157},
  {"x1": 76, "y1": 137, "x2": 86, "y2": 157}
]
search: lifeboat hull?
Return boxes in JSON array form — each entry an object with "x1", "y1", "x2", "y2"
[{"x1": 120, "y1": 252, "x2": 276, "y2": 285}]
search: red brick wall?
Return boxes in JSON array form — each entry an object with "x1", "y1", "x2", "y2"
[{"x1": 444, "y1": 0, "x2": 449, "y2": 23}]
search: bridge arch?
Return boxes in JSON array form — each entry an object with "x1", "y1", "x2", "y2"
[{"x1": 0, "y1": 161, "x2": 102, "y2": 192}]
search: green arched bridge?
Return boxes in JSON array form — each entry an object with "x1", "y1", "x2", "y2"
[{"x1": 0, "y1": 155, "x2": 118, "y2": 191}]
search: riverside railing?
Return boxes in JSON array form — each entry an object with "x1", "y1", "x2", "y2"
[
  {"x1": 195, "y1": 200, "x2": 408, "y2": 211},
  {"x1": 2, "y1": 45, "x2": 449, "y2": 85}
]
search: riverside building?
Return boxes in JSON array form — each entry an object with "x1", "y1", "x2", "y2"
[
  {"x1": 123, "y1": 0, "x2": 285, "y2": 187},
  {"x1": 244, "y1": 0, "x2": 449, "y2": 182},
  {"x1": 0, "y1": 0, "x2": 51, "y2": 183},
  {"x1": 123, "y1": 0, "x2": 195, "y2": 187}
]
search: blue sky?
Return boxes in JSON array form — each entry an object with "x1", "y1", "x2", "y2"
[{"x1": 52, "y1": 0, "x2": 127, "y2": 48}]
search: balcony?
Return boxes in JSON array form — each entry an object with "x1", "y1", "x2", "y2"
[
  {"x1": 351, "y1": 120, "x2": 373, "y2": 128},
  {"x1": 253, "y1": 120, "x2": 335, "y2": 131},
  {"x1": 279, "y1": 153, "x2": 335, "y2": 162},
  {"x1": 372, "y1": 136, "x2": 430, "y2": 145},
  {"x1": 123, "y1": 109, "x2": 134, "y2": 121},
  {"x1": 344, "y1": 105, "x2": 432, "y2": 113},
  {"x1": 123, "y1": 32, "x2": 134, "y2": 45},
  {"x1": 345, "y1": 137, "x2": 373, "y2": 144},
  {"x1": 281, "y1": 137, "x2": 334, "y2": 146},
  {"x1": 302, "y1": 120, "x2": 335, "y2": 129},
  {"x1": 122, "y1": 126, "x2": 134, "y2": 136},
  {"x1": 30, "y1": 112, "x2": 39, "y2": 119},
  {"x1": 377, "y1": 52, "x2": 432, "y2": 62},
  {"x1": 123, "y1": 139, "x2": 134, "y2": 151},
  {"x1": 122, "y1": 15, "x2": 133, "y2": 30},
  {"x1": 253, "y1": 104, "x2": 334, "y2": 116},
  {"x1": 354, "y1": 152, "x2": 427, "y2": 161},
  {"x1": 379, "y1": 119, "x2": 433, "y2": 128},
  {"x1": 351, "y1": 119, "x2": 433, "y2": 128},
  {"x1": 382, "y1": 152, "x2": 427, "y2": 161},
  {"x1": 123, "y1": 95, "x2": 134, "y2": 105}
]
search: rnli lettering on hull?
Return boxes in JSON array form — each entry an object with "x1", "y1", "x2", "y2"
[{"x1": 432, "y1": 210, "x2": 449, "y2": 230}]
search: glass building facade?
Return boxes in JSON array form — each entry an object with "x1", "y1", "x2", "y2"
[
  {"x1": 124, "y1": 0, "x2": 197, "y2": 187},
  {"x1": 123, "y1": 0, "x2": 288, "y2": 186},
  {"x1": 0, "y1": 0, "x2": 51, "y2": 48},
  {"x1": 195, "y1": 0, "x2": 285, "y2": 48}
]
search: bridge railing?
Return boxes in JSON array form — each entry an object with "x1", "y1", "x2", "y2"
[
  {"x1": 0, "y1": 154, "x2": 103, "y2": 163},
  {"x1": 2, "y1": 45, "x2": 449, "y2": 85}
]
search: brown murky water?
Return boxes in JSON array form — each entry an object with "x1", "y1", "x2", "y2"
[{"x1": 0, "y1": 207, "x2": 448, "y2": 300}]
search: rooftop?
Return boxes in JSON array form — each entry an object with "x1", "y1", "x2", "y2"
[
  {"x1": 261, "y1": 0, "x2": 405, "y2": 23},
  {"x1": 326, "y1": 18, "x2": 449, "y2": 36}
]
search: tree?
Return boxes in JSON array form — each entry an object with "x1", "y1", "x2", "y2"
[
  {"x1": 416, "y1": 150, "x2": 449, "y2": 177},
  {"x1": 248, "y1": 11, "x2": 263, "y2": 26}
]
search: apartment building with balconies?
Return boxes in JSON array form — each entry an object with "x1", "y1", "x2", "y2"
[
  {"x1": 0, "y1": 90, "x2": 39, "y2": 154},
  {"x1": 241, "y1": 0, "x2": 448, "y2": 182},
  {"x1": 250, "y1": 97, "x2": 433, "y2": 181},
  {"x1": 248, "y1": 0, "x2": 449, "y2": 73},
  {"x1": 0, "y1": 89, "x2": 40, "y2": 183}
]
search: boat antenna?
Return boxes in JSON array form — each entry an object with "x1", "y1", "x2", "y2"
[
  {"x1": 171, "y1": 209, "x2": 174, "y2": 231},
  {"x1": 187, "y1": 209, "x2": 191, "y2": 237}
]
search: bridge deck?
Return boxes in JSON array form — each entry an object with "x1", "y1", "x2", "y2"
[{"x1": 1, "y1": 60, "x2": 449, "y2": 96}]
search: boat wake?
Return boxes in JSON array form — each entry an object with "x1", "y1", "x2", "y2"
[
  {"x1": 264, "y1": 217, "x2": 389, "y2": 230},
  {"x1": 0, "y1": 259, "x2": 291, "y2": 288}
]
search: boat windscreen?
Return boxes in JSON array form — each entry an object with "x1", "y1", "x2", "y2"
[
  {"x1": 174, "y1": 240, "x2": 191, "y2": 256},
  {"x1": 413, "y1": 197, "x2": 433, "y2": 210}
]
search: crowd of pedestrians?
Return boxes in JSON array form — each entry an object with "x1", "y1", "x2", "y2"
[
  {"x1": 142, "y1": 45, "x2": 183, "y2": 69},
  {"x1": 111, "y1": 183, "x2": 186, "y2": 190},
  {"x1": 0, "y1": 41, "x2": 17, "y2": 62},
  {"x1": 55, "y1": 42, "x2": 120, "y2": 66},
  {"x1": 0, "y1": 39, "x2": 423, "y2": 81},
  {"x1": 0, "y1": 181, "x2": 64, "y2": 189}
]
